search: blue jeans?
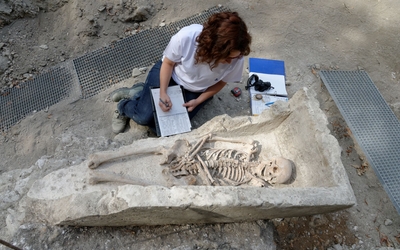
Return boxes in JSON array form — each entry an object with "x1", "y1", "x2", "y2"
[{"x1": 117, "y1": 60, "x2": 213, "y2": 132}]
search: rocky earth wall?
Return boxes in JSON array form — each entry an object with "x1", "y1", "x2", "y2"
[
  {"x1": 0, "y1": 0, "x2": 158, "y2": 89},
  {"x1": 0, "y1": 0, "x2": 61, "y2": 27}
]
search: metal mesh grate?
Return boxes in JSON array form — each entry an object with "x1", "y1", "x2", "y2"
[
  {"x1": 0, "y1": 62, "x2": 77, "y2": 131},
  {"x1": 74, "y1": 5, "x2": 229, "y2": 99},
  {"x1": 319, "y1": 70, "x2": 400, "y2": 214},
  {"x1": 0, "y1": 6, "x2": 229, "y2": 131}
]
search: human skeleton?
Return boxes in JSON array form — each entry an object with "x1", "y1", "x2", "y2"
[{"x1": 87, "y1": 134, "x2": 294, "y2": 187}]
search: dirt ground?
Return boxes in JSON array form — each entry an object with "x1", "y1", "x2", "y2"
[{"x1": 1, "y1": 0, "x2": 400, "y2": 249}]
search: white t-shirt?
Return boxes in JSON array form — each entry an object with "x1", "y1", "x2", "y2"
[{"x1": 163, "y1": 24, "x2": 244, "y2": 92}]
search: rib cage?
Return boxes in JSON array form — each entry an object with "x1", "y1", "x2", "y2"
[
  {"x1": 169, "y1": 148, "x2": 260, "y2": 185},
  {"x1": 205, "y1": 158, "x2": 248, "y2": 183},
  {"x1": 202, "y1": 148, "x2": 250, "y2": 162}
]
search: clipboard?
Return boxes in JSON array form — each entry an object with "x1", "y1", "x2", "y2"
[{"x1": 150, "y1": 85, "x2": 191, "y2": 137}]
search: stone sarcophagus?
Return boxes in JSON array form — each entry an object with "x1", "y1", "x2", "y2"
[{"x1": 27, "y1": 88, "x2": 356, "y2": 226}]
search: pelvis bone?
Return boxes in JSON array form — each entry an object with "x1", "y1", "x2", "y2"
[{"x1": 87, "y1": 134, "x2": 294, "y2": 187}]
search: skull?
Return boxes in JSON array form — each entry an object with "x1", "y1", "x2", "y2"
[{"x1": 252, "y1": 157, "x2": 293, "y2": 184}]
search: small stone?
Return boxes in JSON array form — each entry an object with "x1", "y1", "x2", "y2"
[
  {"x1": 0, "y1": 55, "x2": 9, "y2": 74},
  {"x1": 139, "y1": 67, "x2": 147, "y2": 73},
  {"x1": 23, "y1": 73, "x2": 33, "y2": 79},
  {"x1": 86, "y1": 15, "x2": 95, "y2": 22},
  {"x1": 384, "y1": 219, "x2": 393, "y2": 226},
  {"x1": 159, "y1": 22, "x2": 166, "y2": 27},
  {"x1": 39, "y1": 45, "x2": 49, "y2": 50},
  {"x1": 132, "y1": 68, "x2": 142, "y2": 77},
  {"x1": 332, "y1": 244, "x2": 343, "y2": 250}
]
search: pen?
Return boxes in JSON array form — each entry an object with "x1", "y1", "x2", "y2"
[
  {"x1": 265, "y1": 102, "x2": 274, "y2": 106},
  {"x1": 159, "y1": 98, "x2": 169, "y2": 107}
]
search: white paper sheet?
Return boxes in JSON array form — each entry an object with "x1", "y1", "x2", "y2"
[
  {"x1": 151, "y1": 85, "x2": 191, "y2": 137},
  {"x1": 248, "y1": 72, "x2": 288, "y2": 116},
  {"x1": 249, "y1": 88, "x2": 288, "y2": 115}
]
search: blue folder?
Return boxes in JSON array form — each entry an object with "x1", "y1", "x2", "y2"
[{"x1": 249, "y1": 58, "x2": 285, "y2": 76}]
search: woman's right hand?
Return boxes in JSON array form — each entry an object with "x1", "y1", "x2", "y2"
[
  {"x1": 159, "y1": 58, "x2": 175, "y2": 112},
  {"x1": 159, "y1": 93, "x2": 172, "y2": 112}
]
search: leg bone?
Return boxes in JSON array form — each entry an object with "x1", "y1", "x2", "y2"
[
  {"x1": 88, "y1": 139, "x2": 190, "y2": 169},
  {"x1": 87, "y1": 145, "x2": 168, "y2": 169},
  {"x1": 88, "y1": 170, "x2": 161, "y2": 186}
]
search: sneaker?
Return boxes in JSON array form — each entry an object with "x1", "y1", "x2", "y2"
[
  {"x1": 112, "y1": 110, "x2": 128, "y2": 134},
  {"x1": 109, "y1": 83, "x2": 144, "y2": 102}
]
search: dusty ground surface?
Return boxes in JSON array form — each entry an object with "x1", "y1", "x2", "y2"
[{"x1": 1, "y1": 0, "x2": 400, "y2": 249}]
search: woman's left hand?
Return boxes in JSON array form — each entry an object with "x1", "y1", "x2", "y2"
[{"x1": 183, "y1": 99, "x2": 199, "y2": 112}]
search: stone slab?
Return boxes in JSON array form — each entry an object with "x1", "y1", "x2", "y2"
[{"x1": 27, "y1": 88, "x2": 356, "y2": 226}]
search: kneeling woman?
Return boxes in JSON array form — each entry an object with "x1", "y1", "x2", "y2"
[{"x1": 111, "y1": 11, "x2": 252, "y2": 134}]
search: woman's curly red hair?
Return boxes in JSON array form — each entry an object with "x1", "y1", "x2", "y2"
[{"x1": 195, "y1": 12, "x2": 251, "y2": 69}]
